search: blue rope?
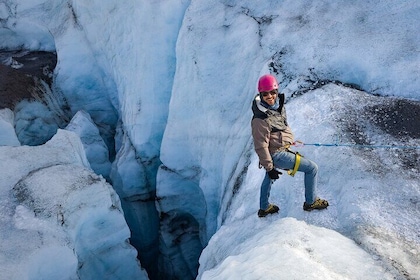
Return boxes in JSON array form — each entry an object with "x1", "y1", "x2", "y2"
[{"x1": 302, "y1": 142, "x2": 420, "y2": 150}]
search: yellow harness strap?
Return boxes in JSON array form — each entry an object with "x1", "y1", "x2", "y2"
[{"x1": 287, "y1": 152, "x2": 301, "y2": 177}]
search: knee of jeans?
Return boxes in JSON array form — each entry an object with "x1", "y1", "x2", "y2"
[{"x1": 310, "y1": 162, "x2": 318, "y2": 174}]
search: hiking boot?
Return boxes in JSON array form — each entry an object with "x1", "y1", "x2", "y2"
[
  {"x1": 258, "y1": 204, "x2": 279, "y2": 217},
  {"x1": 303, "y1": 197, "x2": 329, "y2": 211}
]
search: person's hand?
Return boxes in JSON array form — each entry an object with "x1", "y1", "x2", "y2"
[{"x1": 267, "y1": 168, "x2": 281, "y2": 180}]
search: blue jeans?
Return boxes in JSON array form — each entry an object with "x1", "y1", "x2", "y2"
[{"x1": 260, "y1": 151, "x2": 318, "y2": 210}]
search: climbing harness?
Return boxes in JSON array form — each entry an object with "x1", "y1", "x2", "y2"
[
  {"x1": 260, "y1": 144, "x2": 302, "y2": 177},
  {"x1": 287, "y1": 151, "x2": 301, "y2": 177}
]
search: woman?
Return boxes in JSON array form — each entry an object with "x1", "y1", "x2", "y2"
[{"x1": 251, "y1": 74, "x2": 329, "y2": 217}]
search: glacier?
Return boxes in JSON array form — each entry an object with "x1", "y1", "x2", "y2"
[{"x1": 0, "y1": 0, "x2": 419, "y2": 279}]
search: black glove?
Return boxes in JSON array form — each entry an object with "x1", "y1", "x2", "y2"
[{"x1": 267, "y1": 168, "x2": 281, "y2": 180}]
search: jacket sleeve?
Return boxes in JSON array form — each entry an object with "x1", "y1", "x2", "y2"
[{"x1": 251, "y1": 118, "x2": 274, "y2": 171}]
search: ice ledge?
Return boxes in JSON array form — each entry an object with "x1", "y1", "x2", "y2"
[{"x1": 198, "y1": 217, "x2": 391, "y2": 280}]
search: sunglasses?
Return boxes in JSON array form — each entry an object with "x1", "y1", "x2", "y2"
[{"x1": 261, "y1": 89, "x2": 278, "y2": 97}]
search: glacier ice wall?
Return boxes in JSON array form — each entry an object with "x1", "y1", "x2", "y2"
[
  {"x1": 0, "y1": 129, "x2": 147, "y2": 279},
  {"x1": 156, "y1": 1, "x2": 263, "y2": 276},
  {"x1": 65, "y1": 110, "x2": 112, "y2": 179},
  {"x1": 66, "y1": 1, "x2": 192, "y2": 278},
  {"x1": 0, "y1": 108, "x2": 20, "y2": 146}
]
